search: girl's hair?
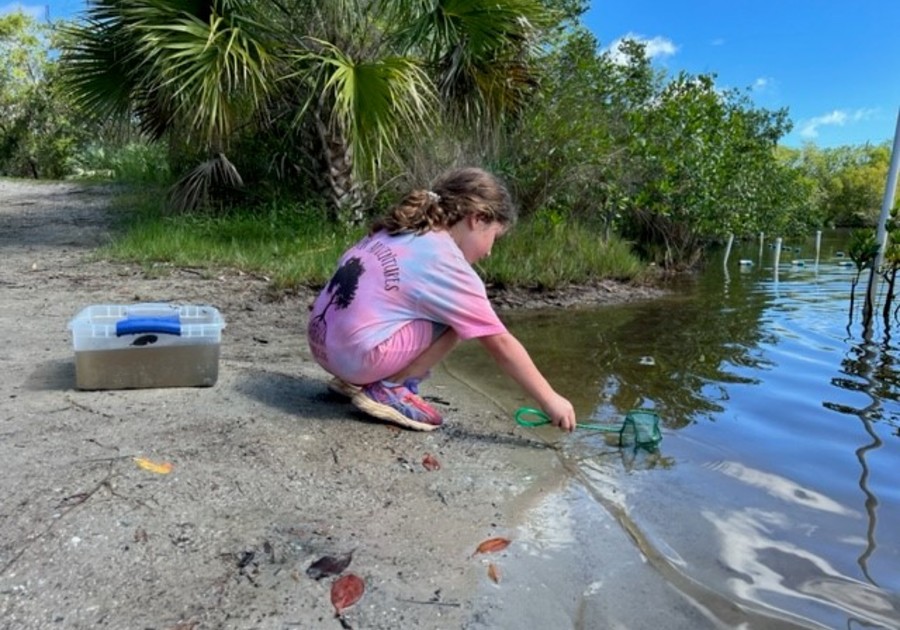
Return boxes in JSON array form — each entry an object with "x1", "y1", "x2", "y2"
[{"x1": 370, "y1": 167, "x2": 517, "y2": 235}]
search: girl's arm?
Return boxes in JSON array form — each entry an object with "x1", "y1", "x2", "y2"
[{"x1": 478, "y1": 332, "x2": 576, "y2": 431}]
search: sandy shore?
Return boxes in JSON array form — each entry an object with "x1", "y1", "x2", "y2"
[{"x1": 0, "y1": 179, "x2": 709, "y2": 630}]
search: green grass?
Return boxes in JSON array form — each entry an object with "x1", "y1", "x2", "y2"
[
  {"x1": 481, "y1": 220, "x2": 644, "y2": 287},
  {"x1": 100, "y1": 189, "x2": 645, "y2": 291},
  {"x1": 68, "y1": 142, "x2": 172, "y2": 185}
]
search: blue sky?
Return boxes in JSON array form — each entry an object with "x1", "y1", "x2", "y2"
[
  {"x1": 4, "y1": 0, "x2": 898, "y2": 149},
  {"x1": 584, "y1": 1, "x2": 900, "y2": 148}
]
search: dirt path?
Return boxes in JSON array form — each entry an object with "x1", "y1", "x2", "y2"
[{"x1": 0, "y1": 179, "x2": 579, "y2": 629}]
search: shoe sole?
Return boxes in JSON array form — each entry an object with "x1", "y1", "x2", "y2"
[
  {"x1": 351, "y1": 391, "x2": 442, "y2": 432},
  {"x1": 327, "y1": 377, "x2": 361, "y2": 398}
]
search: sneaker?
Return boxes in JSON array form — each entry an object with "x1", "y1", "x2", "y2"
[
  {"x1": 352, "y1": 379, "x2": 443, "y2": 431},
  {"x1": 327, "y1": 376, "x2": 361, "y2": 398}
]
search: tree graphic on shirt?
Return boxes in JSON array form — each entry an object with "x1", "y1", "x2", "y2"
[
  {"x1": 309, "y1": 257, "x2": 364, "y2": 361},
  {"x1": 324, "y1": 256, "x2": 363, "y2": 313}
]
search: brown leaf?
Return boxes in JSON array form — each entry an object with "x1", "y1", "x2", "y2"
[
  {"x1": 487, "y1": 563, "x2": 501, "y2": 583},
  {"x1": 474, "y1": 537, "x2": 510, "y2": 555},
  {"x1": 331, "y1": 572, "x2": 365, "y2": 616},
  {"x1": 306, "y1": 550, "x2": 354, "y2": 580},
  {"x1": 422, "y1": 453, "x2": 441, "y2": 471}
]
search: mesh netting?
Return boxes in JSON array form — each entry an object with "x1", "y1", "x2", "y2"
[{"x1": 515, "y1": 407, "x2": 662, "y2": 451}]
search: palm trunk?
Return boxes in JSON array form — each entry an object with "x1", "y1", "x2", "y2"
[{"x1": 315, "y1": 112, "x2": 365, "y2": 226}]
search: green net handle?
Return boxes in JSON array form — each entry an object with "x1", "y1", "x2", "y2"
[
  {"x1": 514, "y1": 407, "x2": 622, "y2": 431},
  {"x1": 514, "y1": 407, "x2": 663, "y2": 450}
]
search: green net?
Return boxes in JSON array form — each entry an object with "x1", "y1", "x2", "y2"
[
  {"x1": 514, "y1": 407, "x2": 663, "y2": 451},
  {"x1": 605, "y1": 409, "x2": 663, "y2": 451}
]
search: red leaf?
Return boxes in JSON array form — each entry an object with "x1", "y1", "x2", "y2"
[
  {"x1": 474, "y1": 537, "x2": 511, "y2": 555},
  {"x1": 331, "y1": 573, "x2": 365, "y2": 616},
  {"x1": 422, "y1": 453, "x2": 441, "y2": 471}
]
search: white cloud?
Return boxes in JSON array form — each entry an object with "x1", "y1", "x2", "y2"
[
  {"x1": 711, "y1": 37, "x2": 726, "y2": 47},
  {"x1": 752, "y1": 77, "x2": 769, "y2": 92},
  {"x1": 605, "y1": 32, "x2": 678, "y2": 65},
  {"x1": 0, "y1": 3, "x2": 45, "y2": 18},
  {"x1": 799, "y1": 108, "x2": 876, "y2": 139}
]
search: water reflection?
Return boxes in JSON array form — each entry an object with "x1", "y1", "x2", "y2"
[
  {"x1": 704, "y1": 507, "x2": 899, "y2": 628},
  {"x1": 827, "y1": 338, "x2": 890, "y2": 587},
  {"x1": 489, "y1": 286, "x2": 775, "y2": 430},
  {"x1": 707, "y1": 461, "x2": 855, "y2": 516},
  {"x1": 448, "y1": 230, "x2": 900, "y2": 627}
]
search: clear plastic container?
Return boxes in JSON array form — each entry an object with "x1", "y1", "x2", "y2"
[{"x1": 68, "y1": 303, "x2": 226, "y2": 390}]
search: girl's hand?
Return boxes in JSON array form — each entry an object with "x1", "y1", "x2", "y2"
[
  {"x1": 542, "y1": 393, "x2": 576, "y2": 432},
  {"x1": 477, "y1": 333, "x2": 576, "y2": 432}
]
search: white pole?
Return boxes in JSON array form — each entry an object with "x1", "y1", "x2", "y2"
[
  {"x1": 867, "y1": 108, "x2": 900, "y2": 311},
  {"x1": 774, "y1": 237, "x2": 782, "y2": 286},
  {"x1": 723, "y1": 233, "x2": 734, "y2": 269},
  {"x1": 815, "y1": 230, "x2": 822, "y2": 270}
]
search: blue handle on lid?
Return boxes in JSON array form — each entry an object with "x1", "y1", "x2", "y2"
[{"x1": 116, "y1": 314, "x2": 182, "y2": 337}]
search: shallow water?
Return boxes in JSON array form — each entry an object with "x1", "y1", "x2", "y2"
[{"x1": 450, "y1": 232, "x2": 900, "y2": 628}]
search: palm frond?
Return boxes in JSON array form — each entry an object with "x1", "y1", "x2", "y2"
[
  {"x1": 167, "y1": 152, "x2": 244, "y2": 212},
  {"x1": 392, "y1": 0, "x2": 547, "y2": 125},
  {"x1": 60, "y1": 0, "x2": 275, "y2": 149},
  {"x1": 125, "y1": 1, "x2": 273, "y2": 147},
  {"x1": 302, "y1": 38, "x2": 437, "y2": 178},
  {"x1": 57, "y1": 15, "x2": 138, "y2": 122}
]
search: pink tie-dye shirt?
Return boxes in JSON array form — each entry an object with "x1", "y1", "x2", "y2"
[{"x1": 307, "y1": 230, "x2": 507, "y2": 380}]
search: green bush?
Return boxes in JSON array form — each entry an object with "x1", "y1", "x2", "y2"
[
  {"x1": 100, "y1": 191, "x2": 644, "y2": 293},
  {"x1": 67, "y1": 142, "x2": 171, "y2": 184}
]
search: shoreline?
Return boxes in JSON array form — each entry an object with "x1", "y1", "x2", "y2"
[{"x1": 0, "y1": 178, "x2": 675, "y2": 629}]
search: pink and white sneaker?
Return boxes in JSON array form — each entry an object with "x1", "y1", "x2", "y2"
[{"x1": 351, "y1": 379, "x2": 443, "y2": 431}]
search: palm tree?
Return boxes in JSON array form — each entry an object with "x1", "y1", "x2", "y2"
[
  {"x1": 59, "y1": 0, "x2": 552, "y2": 220},
  {"x1": 275, "y1": 0, "x2": 548, "y2": 222},
  {"x1": 59, "y1": 0, "x2": 274, "y2": 209},
  {"x1": 275, "y1": 1, "x2": 436, "y2": 223}
]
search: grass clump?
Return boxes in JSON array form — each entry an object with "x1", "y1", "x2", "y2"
[
  {"x1": 100, "y1": 191, "x2": 645, "y2": 292},
  {"x1": 68, "y1": 142, "x2": 171, "y2": 185},
  {"x1": 481, "y1": 220, "x2": 644, "y2": 288}
]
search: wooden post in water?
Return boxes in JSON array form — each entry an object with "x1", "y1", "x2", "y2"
[{"x1": 866, "y1": 108, "x2": 900, "y2": 324}]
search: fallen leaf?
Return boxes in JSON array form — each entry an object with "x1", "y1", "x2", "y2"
[
  {"x1": 422, "y1": 453, "x2": 441, "y2": 471},
  {"x1": 474, "y1": 537, "x2": 510, "y2": 555},
  {"x1": 134, "y1": 457, "x2": 173, "y2": 474},
  {"x1": 306, "y1": 550, "x2": 354, "y2": 580},
  {"x1": 331, "y1": 573, "x2": 365, "y2": 616},
  {"x1": 487, "y1": 563, "x2": 501, "y2": 583},
  {"x1": 237, "y1": 551, "x2": 255, "y2": 569}
]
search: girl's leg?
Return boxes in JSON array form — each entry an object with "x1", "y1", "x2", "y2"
[
  {"x1": 387, "y1": 326, "x2": 459, "y2": 383},
  {"x1": 345, "y1": 320, "x2": 456, "y2": 385},
  {"x1": 350, "y1": 322, "x2": 458, "y2": 431}
]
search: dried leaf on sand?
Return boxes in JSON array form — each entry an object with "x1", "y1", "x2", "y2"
[
  {"x1": 422, "y1": 453, "x2": 440, "y2": 471},
  {"x1": 306, "y1": 551, "x2": 354, "y2": 580},
  {"x1": 331, "y1": 573, "x2": 365, "y2": 616},
  {"x1": 474, "y1": 537, "x2": 510, "y2": 555},
  {"x1": 134, "y1": 457, "x2": 173, "y2": 474}
]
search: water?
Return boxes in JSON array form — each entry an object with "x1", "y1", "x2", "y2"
[{"x1": 449, "y1": 231, "x2": 900, "y2": 628}]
